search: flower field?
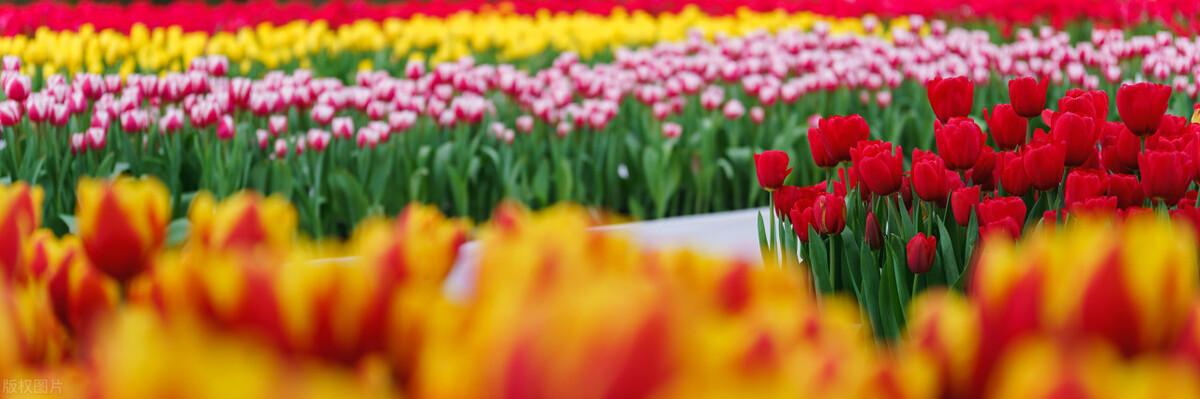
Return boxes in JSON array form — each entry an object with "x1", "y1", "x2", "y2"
[{"x1": 4, "y1": 0, "x2": 1200, "y2": 397}]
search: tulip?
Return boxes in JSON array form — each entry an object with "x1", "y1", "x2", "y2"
[
  {"x1": 935, "y1": 117, "x2": 985, "y2": 171},
  {"x1": 811, "y1": 193, "x2": 846, "y2": 236},
  {"x1": 865, "y1": 212, "x2": 882, "y2": 251},
  {"x1": 951, "y1": 186, "x2": 981, "y2": 226},
  {"x1": 187, "y1": 191, "x2": 297, "y2": 254},
  {"x1": 969, "y1": 146, "x2": 997, "y2": 190},
  {"x1": 912, "y1": 149, "x2": 952, "y2": 204},
  {"x1": 1140, "y1": 149, "x2": 1193, "y2": 205},
  {"x1": 661, "y1": 122, "x2": 681, "y2": 139},
  {"x1": 722, "y1": 99, "x2": 744, "y2": 120},
  {"x1": 1008, "y1": 76, "x2": 1048, "y2": 118},
  {"x1": 906, "y1": 233, "x2": 937, "y2": 274},
  {"x1": 995, "y1": 151, "x2": 1031, "y2": 196},
  {"x1": 1107, "y1": 174, "x2": 1144, "y2": 209},
  {"x1": 1064, "y1": 169, "x2": 1108, "y2": 207},
  {"x1": 1051, "y1": 112, "x2": 1098, "y2": 167},
  {"x1": 926, "y1": 76, "x2": 973, "y2": 123},
  {"x1": 268, "y1": 115, "x2": 288, "y2": 136},
  {"x1": 0, "y1": 183, "x2": 43, "y2": 280},
  {"x1": 0, "y1": 100, "x2": 20, "y2": 126},
  {"x1": 76, "y1": 177, "x2": 170, "y2": 284},
  {"x1": 977, "y1": 196, "x2": 1027, "y2": 239},
  {"x1": 1058, "y1": 88, "x2": 1109, "y2": 123},
  {"x1": 1117, "y1": 82, "x2": 1172, "y2": 136},
  {"x1": 749, "y1": 106, "x2": 765, "y2": 124},
  {"x1": 789, "y1": 203, "x2": 814, "y2": 243},
  {"x1": 753, "y1": 150, "x2": 791, "y2": 191},
  {"x1": 1100, "y1": 122, "x2": 1140, "y2": 174},
  {"x1": 850, "y1": 140, "x2": 904, "y2": 197},
  {"x1": 332, "y1": 116, "x2": 355, "y2": 139},
  {"x1": 47, "y1": 254, "x2": 118, "y2": 335},
  {"x1": 216, "y1": 115, "x2": 235, "y2": 140},
  {"x1": 3, "y1": 74, "x2": 29, "y2": 102},
  {"x1": 984, "y1": 103, "x2": 1027, "y2": 150},
  {"x1": 1023, "y1": 131, "x2": 1067, "y2": 191},
  {"x1": 1068, "y1": 196, "x2": 1118, "y2": 215},
  {"x1": 809, "y1": 114, "x2": 870, "y2": 167}
]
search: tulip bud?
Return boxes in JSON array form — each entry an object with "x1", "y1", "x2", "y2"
[
  {"x1": 311, "y1": 104, "x2": 335, "y2": 125},
  {"x1": 158, "y1": 108, "x2": 183, "y2": 134},
  {"x1": 978, "y1": 196, "x2": 1027, "y2": 239},
  {"x1": 811, "y1": 194, "x2": 846, "y2": 235},
  {"x1": 864, "y1": 212, "x2": 882, "y2": 250},
  {"x1": 749, "y1": 106, "x2": 765, "y2": 124},
  {"x1": 332, "y1": 117, "x2": 354, "y2": 139},
  {"x1": 661, "y1": 122, "x2": 681, "y2": 139},
  {"x1": 906, "y1": 233, "x2": 937, "y2": 274},
  {"x1": 1023, "y1": 131, "x2": 1067, "y2": 191},
  {"x1": 1140, "y1": 149, "x2": 1193, "y2": 205},
  {"x1": 0, "y1": 100, "x2": 20, "y2": 126},
  {"x1": 984, "y1": 104, "x2": 1027, "y2": 150},
  {"x1": 216, "y1": 115, "x2": 235, "y2": 140},
  {"x1": 753, "y1": 150, "x2": 791, "y2": 191}
]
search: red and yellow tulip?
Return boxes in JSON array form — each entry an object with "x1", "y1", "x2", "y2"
[{"x1": 76, "y1": 177, "x2": 170, "y2": 284}]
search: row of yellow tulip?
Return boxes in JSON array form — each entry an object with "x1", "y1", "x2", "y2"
[{"x1": 2, "y1": 7, "x2": 919, "y2": 77}]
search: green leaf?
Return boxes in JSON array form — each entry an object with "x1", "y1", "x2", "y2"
[
  {"x1": 60, "y1": 215, "x2": 78, "y2": 235},
  {"x1": 166, "y1": 218, "x2": 190, "y2": 247},
  {"x1": 935, "y1": 216, "x2": 960, "y2": 286},
  {"x1": 807, "y1": 226, "x2": 830, "y2": 294}
]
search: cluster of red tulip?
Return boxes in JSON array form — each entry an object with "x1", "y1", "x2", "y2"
[
  {"x1": 756, "y1": 73, "x2": 1200, "y2": 336},
  {"x1": 2, "y1": 0, "x2": 1197, "y2": 35}
]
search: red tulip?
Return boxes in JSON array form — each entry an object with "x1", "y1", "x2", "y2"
[
  {"x1": 811, "y1": 194, "x2": 846, "y2": 236},
  {"x1": 850, "y1": 140, "x2": 904, "y2": 197},
  {"x1": 906, "y1": 233, "x2": 937, "y2": 274},
  {"x1": 1064, "y1": 168, "x2": 1108, "y2": 207},
  {"x1": 1100, "y1": 122, "x2": 1140, "y2": 174},
  {"x1": 1107, "y1": 174, "x2": 1144, "y2": 209},
  {"x1": 1068, "y1": 196, "x2": 1118, "y2": 216},
  {"x1": 1140, "y1": 149, "x2": 1193, "y2": 205},
  {"x1": 951, "y1": 186, "x2": 981, "y2": 226},
  {"x1": 1117, "y1": 82, "x2": 1172, "y2": 136},
  {"x1": 775, "y1": 185, "x2": 822, "y2": 220},
  {"x1": 912, "y1": 149, "x2": 952, "y2": 204},
  {"x1": 754, "y1": 150, "x2": 791, "y2": 191},
  {"x1": 789, "y1": 203, "x2": 814, "y2": 243},
  {"x1": 809, "y1": 114, "x2": 870, "y2": 167},
  {"x1": 1008, "y1": 76, "x2": 1048, "y2": 118},
  {"x1": 995, "y1": 151, "x2": 1031, "y2": 196},
  {"x1": 1058, "y1": 88, "x2": 1109, "y2": 123},
  {"x1": 978, "y1": 196, "x2": 1027, "y2": 239},
  {"x1": 984, "y1": 103, "x2": 1028, "y2": 150},
  {"x1": 1155, "y1": 114, "x2": 1189, "y2": 138},
  {"x1": 1023, "y1": 131, "x2": 1067, "y2": 191},
  {"x1": 969, "y1": 146, "x2": 997, "y2": 190},
  {"x1": 935, "y1": 117, "x2": 985, "y2": 171},
  {"x1": 926, "y1": 76, "x2": 973, "y2": 123},
  {"x1": 865, "y1": 212, "x2": 882, "y2": 251},
  {"x1": 1051, "y1": 112, "x2": 1098, "y2": 167}
]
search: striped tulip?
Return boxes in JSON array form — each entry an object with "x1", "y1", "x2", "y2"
[
  {"x1": 0, "y1": 182, "x2": 42, "y2": 281},
  {"x1": 76, "y1": 177, "x2": 170, "y2": 284}
]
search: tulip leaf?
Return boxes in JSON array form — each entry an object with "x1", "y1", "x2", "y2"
[
  {"x1": 166, "y1": 218, "x2": 190, "y2": 247},
  {"x1": 840, "y1": 229, "x2": 863, "y2": 305},
  {"x1": 757, "y1": 210, "x2": 770, "y2": 257},
  {"x1": 935, "y1": 216, "x2": 960, "y2": 286},
  {"x1": 807, "y1": 226, "x2": 830, "y2": 294},
  {"x1": 60, "y1": 215, "x2": 77, "y2": 235},
  {"x1": 859, "y1": 241, "x2": 882, "y2": 337}
]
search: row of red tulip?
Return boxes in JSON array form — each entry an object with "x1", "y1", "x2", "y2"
[{"x1": 756, "y1": 75, "x2": 1200, "y2": 337}]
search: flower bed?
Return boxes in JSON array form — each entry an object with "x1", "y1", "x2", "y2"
[{"x1": 756, "y1": 75, "x2": 1200, "y2": 338}]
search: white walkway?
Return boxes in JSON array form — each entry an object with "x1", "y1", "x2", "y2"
[{"x1": 443, "y1": 207, "x2": 767, "y2": 300}]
